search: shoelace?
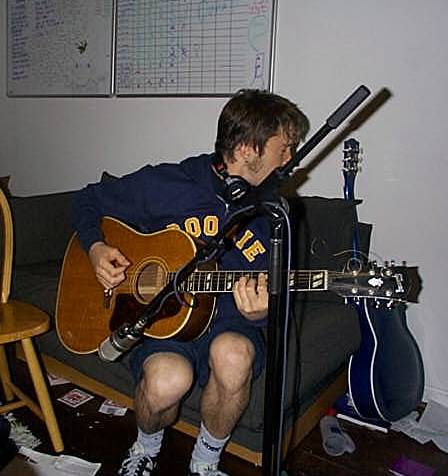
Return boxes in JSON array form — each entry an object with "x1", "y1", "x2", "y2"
[
  {"x1": 190, "y1": 471, "x2": 228, "y2": 476},
  {"x1": 194, "y1": 472, "x2": 227, "y2": 476},
  {"x1": 119, "y1": 453, "x2": 154, "y2": 475},
  {"x1": 189, "y1": 462, "x2": 228, "y2": 476}
]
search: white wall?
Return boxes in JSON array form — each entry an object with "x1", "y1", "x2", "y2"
[{"x1": 2, "y1": 1, "x2": 448, "y2": 405}]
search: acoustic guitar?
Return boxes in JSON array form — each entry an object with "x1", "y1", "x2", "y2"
[{"x1": 55, "y1": 217, "x2": 419, "y2": 354}]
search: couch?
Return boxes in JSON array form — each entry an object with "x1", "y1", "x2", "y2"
[{"x1": 8, "y1": 186, "x2": 366, "y2": 464}]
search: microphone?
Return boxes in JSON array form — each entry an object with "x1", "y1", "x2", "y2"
[
  {"x1": 98, "y1": 321, "x2": 145, "y2": 362},
  {"x1": 326, "y1": 84, "x2": 370, "y2": 129},
  {"x1": 98, "y1": 275, "x2": 177, "y2": 362}
]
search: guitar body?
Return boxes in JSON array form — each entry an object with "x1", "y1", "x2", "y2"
[
  {"x1": 347, "y1": 300, "x2": 379, "y2": 419},
  {"x1": 348, "y1": 301, "x2": 424, "y2": 421},
  {"x1": 56, "y1": 218, "x2": 216, "y2": 354},
  {"x1": 343, "y1": 138, "x2": 424, "y2": 421}
]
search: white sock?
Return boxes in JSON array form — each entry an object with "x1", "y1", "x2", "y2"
[
  {"x1": 190, "y1": 422, "x2": 230, "y2": 467},
  {"x1": 136, "y1": 427, "x2": 164, "y2": 458}
]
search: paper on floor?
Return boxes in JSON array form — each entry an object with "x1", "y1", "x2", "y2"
[
  {"x1": 16, "y1": 446, "x2": 101, "y2": 476},
  {"x1": 5, "y1": 413, "x2": 41, "y2": 449},
  {"x1": 391, "y1": 400, "x2": 448, "y2": 453},
  {"x1": 99, "y1": 399, "x2": 127, "y2": 416}
]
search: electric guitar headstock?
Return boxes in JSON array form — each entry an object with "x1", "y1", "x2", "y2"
[{"x1": 343, "y1": 138, "x2": 362, "y2": 200}]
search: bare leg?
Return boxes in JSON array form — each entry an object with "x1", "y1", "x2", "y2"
[
  {"x1": 134, "y1": 352, "x2": 194, "y2": 434},
  {"x1": 201, "y1": 332, "x2": 255, "y2": 438}
]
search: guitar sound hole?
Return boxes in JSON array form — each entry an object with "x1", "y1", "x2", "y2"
[{"x1": 136, "y1": 263, "x2": 167, "y2": 303}]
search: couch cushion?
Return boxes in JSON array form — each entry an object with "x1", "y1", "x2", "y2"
[
  {"x1": 10, "y1": 191, "x2": 76, "y2": 266},
  {"x1": 11, "y1": 261, "x2": 62, "y2": 318},
  {"x1": 0, "y1": 176, "x2": 11, "y2": 197}
]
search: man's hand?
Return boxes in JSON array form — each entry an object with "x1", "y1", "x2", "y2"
[
  {"x1": 88, "y1": 241, "x2": 130, "y2": 290},
  {"x1": 233, "y1": 273, "x2": 268, "y2": 321}
]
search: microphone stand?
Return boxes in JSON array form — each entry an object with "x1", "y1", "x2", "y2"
[
  {"x1": 261, "y1": 201, "x2": 290, "y2": 476},
  {"x1": 99, "y1": 85, "x2": 371, "y2": 475}
]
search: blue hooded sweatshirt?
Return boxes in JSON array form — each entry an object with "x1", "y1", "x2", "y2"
[{"x1": 73, "y1": 153, "x2": 271, "y2": 328}]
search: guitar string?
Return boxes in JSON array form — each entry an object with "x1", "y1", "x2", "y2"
[
  {"x1": 111, "y1": 270, "x2": 348, "y2": 283},
  {"x1": 94, "y1": 268, "x2": 400, "y2": 299},
  {"x1": 112, "y1": 270, "x2": 350, "y2": 277},
  {"x1": 108, "y1": 269, "x2": 368, "y2": 293}
]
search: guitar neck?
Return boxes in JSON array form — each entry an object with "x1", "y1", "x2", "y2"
[
  {"x1": 343, "y1": 172, "x2": 356, "y2": 201},
  {"x1": 343, "y1": 138, "x2": 361, "y2": 257},
  {"x1": 176, "y1": 269, "x2": 328, "y2": 293}
]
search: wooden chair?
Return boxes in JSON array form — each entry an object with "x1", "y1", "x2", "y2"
[{"x1": 0, "y1": 187, "x2": 63, "y2": 452}]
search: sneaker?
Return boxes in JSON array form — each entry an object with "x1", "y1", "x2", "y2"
[
  {"x1": 118, "y1": 441, "x2": 157, "y2": 475},
  {"x1": 188, "y1": 460, "x2": 229, "y2": 476}
]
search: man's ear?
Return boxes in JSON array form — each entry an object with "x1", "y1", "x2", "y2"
[{"x1": 234, "y1": 143, "x2": 257, "y2": 162}]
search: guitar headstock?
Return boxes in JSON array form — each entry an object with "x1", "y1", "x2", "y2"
[
  {"x1": 343, "y1": 138, "x2": 361, "y2": 175},
  {"x1": 329, "y1": 262, "x2": 422, "y2": 305}
]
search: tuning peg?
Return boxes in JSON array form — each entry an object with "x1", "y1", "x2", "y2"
[
  {"x1": 390, "y1": 259, "x2": 396, "y2": 267},
  {"x1": 402, "y1": 260, "x2": 407, "y2": 266}
]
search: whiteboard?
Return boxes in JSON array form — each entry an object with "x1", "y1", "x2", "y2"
[
  {"x1": 7, "y1": 0, "x2": 114, "y2": 97},
  {"x1": 115, "y1": 0, "x2": 277, "y2": 96}
]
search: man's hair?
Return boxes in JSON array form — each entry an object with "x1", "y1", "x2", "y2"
[{"x1": 215, "y1": 89, "x2": 310, "y2": 162}]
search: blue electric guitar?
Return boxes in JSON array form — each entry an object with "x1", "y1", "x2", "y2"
[{"x1": 343, "y1": 138, "x2": 424, "y2": 422}]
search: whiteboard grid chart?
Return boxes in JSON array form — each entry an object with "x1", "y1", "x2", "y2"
[{"x1": 115, "y1": 0, "x2": 276, "y2": 96}]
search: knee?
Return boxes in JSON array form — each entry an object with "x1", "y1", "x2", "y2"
[
  {"x1": 139, "y1": 353, "x2": 193, "y2": 407},
  {"x1": 209, "y1": 333, "x2": 255, "y2": 385}
]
